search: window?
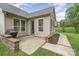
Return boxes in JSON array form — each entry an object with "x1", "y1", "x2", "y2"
[
  {"x1": 14, "y1": 19, "x2": 20, "y2": 32},
  {"x1": 21, "y1": 20, "x2": 25, "y2": 31},
  {"x1": 14, "y1": 19, "x2": 25, "y2": 32},
  {"x1": 38, "y1": 19, "x2": 43, "y2": 31}
]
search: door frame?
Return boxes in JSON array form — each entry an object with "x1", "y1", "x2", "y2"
[{"x1": 31, "y1": 20, "x2": 34, "y2": 35}]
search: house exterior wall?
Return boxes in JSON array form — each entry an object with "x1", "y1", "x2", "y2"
[
  {"x1": 0, "y1": 9, "x2": 5, "y2": 34},
  {"x1": 0, "y1": 7, "x2": 55, "y2": 37},
  {"x1": 50, "y1": 8, "x2": 56, "y2": 34},
  {"x1": 5, "y1": 14, "x2": 14, "y2": 30},
  {"x1": 5, "y1": 13, "x2": 28, "y2": 37},
  {"x1": 27, "y1": 20, "x2": 31, "y2": 35},
  {"x1": 4, "y1": 14, "x2": 55, "y2": 37},
  {"x1": 34, "y1": 15, "x2": 51, "y2": 37}
]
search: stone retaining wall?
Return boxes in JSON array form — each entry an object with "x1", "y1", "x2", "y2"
[
  {"x1": 0, "y1": 36, "x2": 2, "y2": 42},
  {"x1": 1, "y1": 37, "x2": 19, "y2": 52}
]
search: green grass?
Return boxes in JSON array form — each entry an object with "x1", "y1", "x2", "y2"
[
  {"x1": 55, "y1": 27, "x2": 79, "y2": 56},
  {"x1": 0, "y1": 41, "x2": 61, "y2": 56},
  {"x1": 0, "y1": 42, "x2": 27, "y2": 56},
  {"x1": 32, "y1": 48, "x2": 61, "y2": 56},
  {"x1": 64, "y1": 33, "x2": 79, "y2": 56}
]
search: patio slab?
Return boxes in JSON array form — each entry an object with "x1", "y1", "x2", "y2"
[
  {"x1": 19, "y1": 36, "x2": 46, "y2": 55},
  {"x1": 42, "y1": 34, "x2": 75, "y2": 56},
  {"x1": 58, "y1": 33, "x2": 71, "y2": 47}
]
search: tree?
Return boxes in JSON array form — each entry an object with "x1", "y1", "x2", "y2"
[
  {"x1": 60, "y1": 20, "x2": 65, "y2": 32},
  {"x1": 71, "y1": 18, "x2": 79, "y2": 33},
  {"x1": 66, "y1": 3, "x2": 79, "y2": 33},
  {"x1": 63, "y1": 19, "x2": 72, "y2": 27}
]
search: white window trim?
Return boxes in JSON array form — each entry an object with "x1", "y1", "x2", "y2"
[
  {"x1": 21, "y1": 20, "x2": 26, "y2": 32},
  {"x1": 13, "y1": 18, "x2": 26, "y2": 32},
  {"x1": 38, "y1": 18, "x2": 43, "y2": 31}
]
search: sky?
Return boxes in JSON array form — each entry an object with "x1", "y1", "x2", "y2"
[{"x1": 11, "y1": 3, "x2": 73, "y2": 22}]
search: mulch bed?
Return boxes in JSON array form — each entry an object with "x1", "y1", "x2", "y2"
[{"x1": 47, "y1": 33, "x2": 60, "y2": 44}]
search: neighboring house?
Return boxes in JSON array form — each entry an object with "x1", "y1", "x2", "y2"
[{"x1": 0, "y1": 3, "x2": 56, "y2": 37}]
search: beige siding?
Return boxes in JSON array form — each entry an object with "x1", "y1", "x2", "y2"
[
  {"x1": 5, "y1": 13, "x2": 28, "y2": 37},
  {"x1": 34, "y1": 16, "x2": 51, "y2": 37},
  {"x1": 0, "y1": 11, "x2": 5, "y2": 34},
  {"x1": 50, "y1": 8, "x2": 55, "y2": 34},
  {"x1": 27, "y1": 20, "x2": 31, "y2": 35},
  {"x1": 5, "y1": 14, "x2": 14, "y2": 30},
  {"x1": 5, "y1": 14, "x2": 54, "y2": 37}
]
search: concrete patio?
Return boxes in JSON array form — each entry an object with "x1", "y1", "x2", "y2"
[
  {"x1": 42, "y1": 34, "x2": 75, "y2": 56},
  {"x1": 19, "y1": 34, "x2": 75, "y2": 56},
  {"x1": 19, "y1": 36, "x2": 46, "y2": 55}
]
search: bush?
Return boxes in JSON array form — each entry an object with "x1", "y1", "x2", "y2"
[{"x1": 55, "y1": 27, "x2": 79, "y2": 33}]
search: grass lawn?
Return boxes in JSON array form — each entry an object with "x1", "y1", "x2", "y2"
[
  {"x1": 0, "y1": 41, "x2": 60, "y2": 56},
  {"x1": 55, "y1": 27, "x2": 79, "y2": 56},
  {"x1": 0, "y1": 42, "x2": 27, "y2": 56},
  {"x1": 32, "y1": 48, "x2": 61, "y2": 56},
  {"x1": 64, "y1": 33, "x2": 79, "y2": 56}
]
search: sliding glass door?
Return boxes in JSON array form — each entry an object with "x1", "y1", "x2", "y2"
[
  {"x1": 14, "y1": 19, "x2": 20, "y2": 32},
  {"x1": 14, "y1": 19, "x2": 25, "y2": 32}
]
